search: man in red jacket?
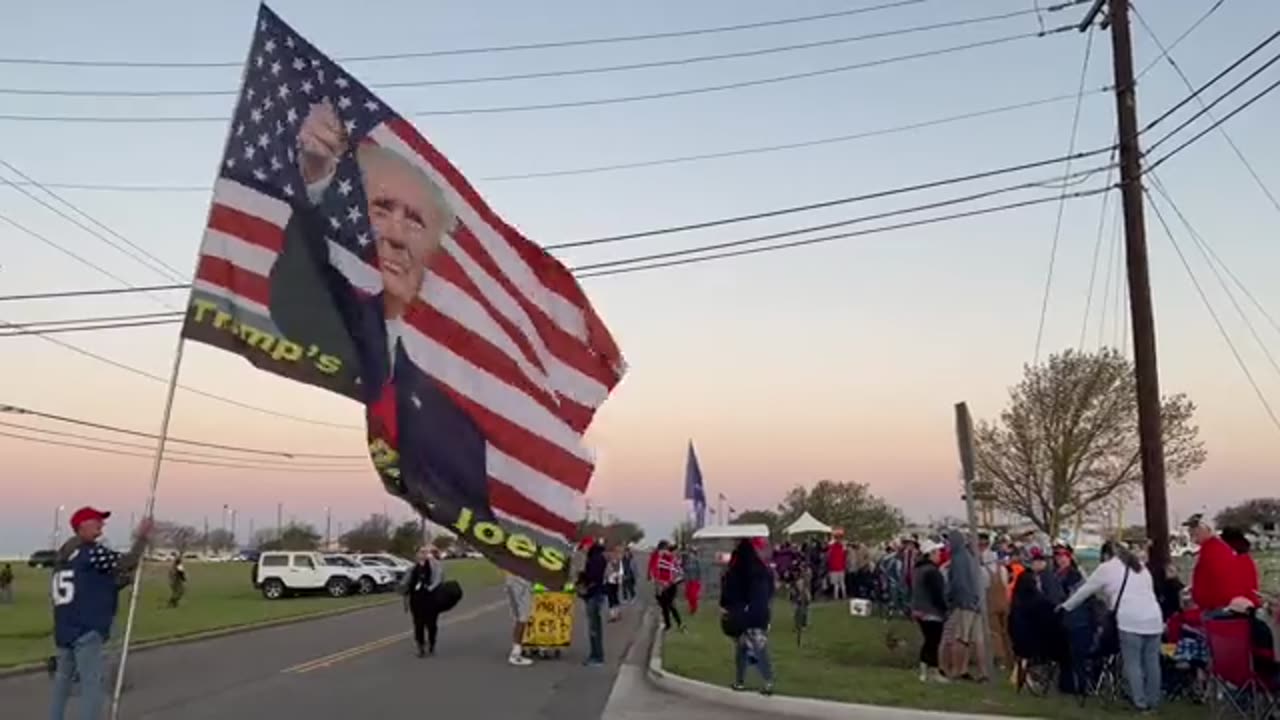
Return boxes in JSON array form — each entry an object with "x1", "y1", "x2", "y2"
[{"x1": 1186, "y1": 514, "x2": 1253, "y2": 612}]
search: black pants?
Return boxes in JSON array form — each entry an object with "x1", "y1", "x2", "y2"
[
  {"x1": 918, "y1": 619, "x2": 944, "y2": 668},
  {"x1": 606, "y1": 583, "x2": 620, "y2": 609},
  {"x1": 411, "y1": 603, "x2": 440, "y2": 652},
  {"x1": 657, "y1": 584, "x2": 682, "y2": 630}
]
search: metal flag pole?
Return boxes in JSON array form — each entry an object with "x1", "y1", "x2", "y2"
[{"x1": 109, "y1": 9, "x2": 261, "y2": 719}]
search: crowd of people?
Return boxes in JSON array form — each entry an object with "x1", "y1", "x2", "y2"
[{"x1": 758, "y1": 516, "x2": 1278, "y2": 714}]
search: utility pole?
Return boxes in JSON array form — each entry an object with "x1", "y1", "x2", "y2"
[
  {"x1": 954, "y1": 402, "x2": 994, "y2": 682},
  {"x1": 324, "y1": 507, "x2": 332, "y2": 550},
  {"x1": 276, "y1": 503, "x2": 283, "y2": 539},
  {"x1": 1082, "y1": 0, "x2": 1170, "y2": 579}
]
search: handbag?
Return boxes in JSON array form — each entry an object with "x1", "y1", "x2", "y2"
[
  {"x1": 1097, "y1": 567, "x2": 1129, "y2": 656},
  {"x1": 432, "y1": 580, "x2": 463, "y2": 613},
  {"x1": 720, "y1": 609, "x2": 746, "y2": 638}
]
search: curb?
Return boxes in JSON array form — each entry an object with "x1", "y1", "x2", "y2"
[
  {"x1": 646, "y1": 624, "x2": 1042, "y2": 720},
  {"x1": 0, "y1": 597, "x2": 397, "y2": 680}
]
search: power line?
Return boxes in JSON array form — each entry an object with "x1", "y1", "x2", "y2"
[
  {"x1": 1134, "y1": 0, "x2": 1226, "y2": 80},
  {"x1": 1145, "y1": 188, "x2": 1280, "y2": 433},
  {"x1": 1077, "y1": 146, "x2": 1118, "y2": 348},
  {"x1": 1132, "y1": 5, "x2": 1280, "y2": 216},
  {"x1": 0, "y1": 403, "x2": 366, "y2": 459},
  {"x1": 571, "y1": 164, "x2": 1113, "y2": 273},
  {"x1": 0, "y1": 420, "x2": 366, "y2": 469},
  {"x1": 0, "y1": 8, "x2": 1047, "y2": 98},
  {"x1": 0, "y1": 31, "x2": 1072, "y2": 123},
  {"x1": 1144, "y1": 73, "x2": 1280, "y2": 176},
  {"x1": 1138, "y1": 30, "x2": 1280, "y2": 136},
  {"x1": 549, "y1": 145, "x2": 1116, "y2": 250},
  {"x1": 0, "y1": 284, "x2": 188, "y2": 302},
  {"x1": 0, "y1": 157, "x2": 187, "y2": 282},
  {"x1": 1148, "y1": 175, "x2": 1280, "y2": 357},
  {"x1": 0, "y1": 427, "x2": 367, "y2": 473},
  {"x1": 576, "y1": 185, "x2": 1113, "y2": 279},
  {"x1": 0, "y1": 316, "x2": 182, "y2": 337},
  {"x1": 1033, "y1": 26, "x2": 1094, "y2": 364},
  {"x1": 0, "y1": 316, "x2": 360, "y2": 430},
  {"x1": 7, "y1": 91, "x2": 1101, "y2": 191},
  {"x1": 0, "y1": 0, "x2": 932, "y2": 68},
  {"x1": 0, "y1": 310, "x2": 180, "y2": 329}
]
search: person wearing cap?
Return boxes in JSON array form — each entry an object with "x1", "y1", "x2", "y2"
[
  {"x1": 1185, "y1": 514, "x2": 1254, "y2": 612},
  {"x1": 50, "y1": 507, "x2": 152, "y2": 720},
  {"x1": 910, "y1": 539, "x2": 949, "y2": 683}
]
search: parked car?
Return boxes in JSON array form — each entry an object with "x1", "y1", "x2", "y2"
[
  {"x1": 28, "y1": 549, "x2": 57, "y2": 568},
  {"x1": 353, "y1": 554, "x2": 410, "y2": 582},
  {"x1": 323, "y1": 554, "x2": 394, "y2": 594},
  {"x1": 252, "y1": 551, "x2": 354, "y2": 600}
]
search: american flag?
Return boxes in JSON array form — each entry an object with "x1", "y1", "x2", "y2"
[{"x1": 183, "y1": 4, "x2": 624, "y2": 565}]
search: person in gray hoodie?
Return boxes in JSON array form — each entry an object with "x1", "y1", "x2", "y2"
[
  {"x1": 941, "y1": 530, "x2": 987, "y2": 680},
  {"x1": 910, "y1": 540, "x2": 948, "y2": 683}
]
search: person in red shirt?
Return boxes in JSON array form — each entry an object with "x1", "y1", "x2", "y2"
[
  {"x1": 1220, "y1": 527, "x2": 1262, "y2": 607},
  {"x1": 827, "y1": 537, "x2": 848, "y2": 600},
  {"x1": 1186, "y1": 514, "x2": 1253, "y2": 612}
]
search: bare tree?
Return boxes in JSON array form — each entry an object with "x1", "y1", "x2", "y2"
[
  {"x1": 152, "y1": 521, "x2": 200, "y2": 553},
  {"x1": 973, "y1": 348, "x2": 1206, "y2": 537}
]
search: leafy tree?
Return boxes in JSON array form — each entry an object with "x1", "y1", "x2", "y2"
[
  {"x1": 203, "y1": 528, "x2": 236, "y2": 553},
  {"x1": 152, "y1": 521, "x2": 200, "y2": 553},
  {"x1": 776, "y1": 480, "x2": 904, "y2": 541},
  {"x1": 973, "y1": 348, "x2": 1206, "y2": 537},
  {"x1": 388, "y1": 520, "x2": 424, "y2": 558},
  {"x1": 1216, "y1": 498, "x2": 1280, "y2": 532},
  {"x1": 579, "y1": 520, "x2": 645, "y2": 547},
  {"x1": 260, "y1": 523, "x2": 321, "y2": 551},
  {"x1": 339, "y1": 514, "x2": 393, "y2": 553}
]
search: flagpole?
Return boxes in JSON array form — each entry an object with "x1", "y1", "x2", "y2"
[{"x1": 109, "y1": 13, "x2": 260, "y2": 720}]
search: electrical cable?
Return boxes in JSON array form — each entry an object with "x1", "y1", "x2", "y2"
[
  {"x1": 0, "y1": 420, "x2": 367, "y2": 469},
  {"x1": 0, "y1": 427, "x2": 367, "y2": 473},
  {"x1": 0, "y1": 403, "x2": 366, "y2": 459},
  {"x1": 8, "y1": 91, "x2": 1103, "y2": 192},
  {"x1": 0, "y1": 316, "x2": 182, "y2": 337},
  {"x1": 0, "y1": 317, "x2": 361, "y2": 430},
  {"x1": 1033, "y1": 27, "x2": 1094, "y2": 364},
  {"x1": 1134, "y1": 0, "x2": 1226, "y2": 80},
  {"x1": 576, "y1": 185, "x2": 1113, "y2": 279},
  {"x1": 0, "y1": 8, "x2": 1049, "y2": 98},
  {"x1": 1132, "y1": 5, "x2": 1280, "y2": 216},
  {"x1": 1138, "y1": 30, "x2": 1279, "y2": 135},
  {"x1": 0, "y1": 0, "x2": 932, "y2": 67},
  {"x1": 1144, "y1": 73, "x2": 1280, "y2": 176},
  {"x1": 1077, "y1": 144, "x2": 1118, "y2": 348},
  {"x1": 1145, "y1": 188, "x2": 1280, "y2": 432},
  {"x1": 0, "y1": 30, "x2": 1075, "y2": 122},
  {"x1": 549, "y1": 146, "x2": 1115, "y2": 250}
]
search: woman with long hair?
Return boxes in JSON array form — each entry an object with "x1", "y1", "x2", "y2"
[
  {"x1": 720, "y1": 538, "x2": 776, "y2": 695},
  {"x1": 910, "y1": 540, "x2": 948, "y2": 683},
  {"x1": 1059, "y1": 541, "x2": 1164, "y2": 712}
]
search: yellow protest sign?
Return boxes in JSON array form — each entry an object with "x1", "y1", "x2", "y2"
[{"x1": 522, "y1": 591, "x2": 575, "y2": 648}]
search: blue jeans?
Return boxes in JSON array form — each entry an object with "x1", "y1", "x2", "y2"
[
  {"x1": 50, "y1": 631, "x2": 106, "y2": 720},
  {"x1": 585, "y1": 594, "x2": 605, "y2": 662},
  {"x1": 1119, "y1": 631, "x2": 1162, "y2": 710},
  {"x1": 734, "y1": 631, "x2": 774, "y2": 686}
]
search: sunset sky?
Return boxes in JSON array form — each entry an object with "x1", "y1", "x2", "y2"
[{"x1": 2, "y1": 0, "x2": 1278, "y2": 554}]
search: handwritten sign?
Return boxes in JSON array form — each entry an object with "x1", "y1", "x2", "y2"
[{"x1": 522, "y1": 591, "x2": 574, "y2": 648}]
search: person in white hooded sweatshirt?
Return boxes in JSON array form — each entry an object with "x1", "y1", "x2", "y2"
[{"x1": 1058, "y1": 541, "x2": 1165, "y2": 712}]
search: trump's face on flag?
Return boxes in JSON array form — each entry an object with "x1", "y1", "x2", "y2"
[{"x1": 297, "y1": 99, "x2": 454, "y2": 319}]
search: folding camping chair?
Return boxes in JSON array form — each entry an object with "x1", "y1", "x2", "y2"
[{"x1": 1204, "y1": 616, "x2": 1278, "y2": 720}]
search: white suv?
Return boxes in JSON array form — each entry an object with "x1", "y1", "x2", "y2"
[
  {"x1": 323, "y1": 554, "x2": 395, "y2": 594},
  {"x1": 254, "y1": 551, "x2": 354, "y2": 600}
]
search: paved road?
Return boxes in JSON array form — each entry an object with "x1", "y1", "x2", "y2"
[{"x1": 6, "y1": 586, "x2": 649, "y2": 720}]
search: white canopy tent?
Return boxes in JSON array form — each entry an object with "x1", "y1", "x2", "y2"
[
  {"x1": 784, "y1": 511, "x2": 832, "y2": 536},
  {"x1": 691, "y1": 524, "x2": 770, "y2": 541}
]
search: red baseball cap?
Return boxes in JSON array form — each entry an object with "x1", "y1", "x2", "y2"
[{"x1": 70, "y1": 506, "x2": 111, "y2": 530}]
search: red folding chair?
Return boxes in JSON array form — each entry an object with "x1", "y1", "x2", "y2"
[{"x1": 1204, "y1": 616, "x2": 1277, "y2": 720}]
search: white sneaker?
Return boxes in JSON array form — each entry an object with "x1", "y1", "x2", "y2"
[{"x1": 508, "y1": 653, "x2": 533, "y2": 667}]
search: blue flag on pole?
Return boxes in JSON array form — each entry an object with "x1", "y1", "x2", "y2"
[{"x1": 684, "y1": 442, "x2": 707, "y2": 529}]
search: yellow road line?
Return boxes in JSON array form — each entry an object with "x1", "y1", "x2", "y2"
[{"x1": 282, "y1": 599, "x2": 506, "y2": 674}]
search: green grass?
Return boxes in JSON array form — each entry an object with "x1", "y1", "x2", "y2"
[
  {"x1": 0, "y1": 558, "x2": 501, "y2": 668},
  {"x1": 663, "y1": 600, "x2": 1204, "y2": 719}
]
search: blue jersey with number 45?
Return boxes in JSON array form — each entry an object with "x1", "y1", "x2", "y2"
[{"x1": 52, "y1": 541, "x2": 124, "y2": 648}]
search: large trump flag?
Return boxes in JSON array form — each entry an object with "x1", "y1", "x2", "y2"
[{"x1": 181, "y1": 4, "x2": 625, "y2": 584}]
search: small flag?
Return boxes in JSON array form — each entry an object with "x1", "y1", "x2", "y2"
[{"x1": 684, "y1": 442, "x2": 707, "y2": 529}]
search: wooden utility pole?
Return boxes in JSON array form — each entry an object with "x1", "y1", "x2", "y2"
[
  {"x1": 954, "y1": 402, "x2": 994, "y2": 682},
  {"x1": 1082, "y1": 0, "x2": 1170, "y2": 579}
]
